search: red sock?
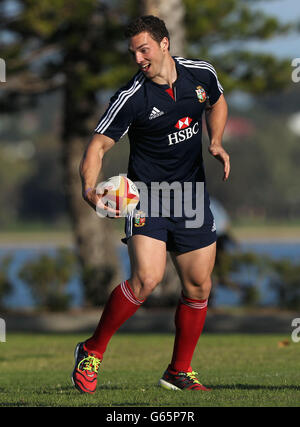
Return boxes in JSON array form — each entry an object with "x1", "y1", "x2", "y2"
[
  {"x1": 170, "y1": 292, "x2": 208, "y2": 372},
  {"x1": 84, "y1": 280, "x2": 144, "y2": 359}
]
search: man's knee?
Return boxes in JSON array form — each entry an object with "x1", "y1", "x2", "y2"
[
  {"x1": 184, "y1": 276, "x2": 212, "y2": 299},
  {"x1": 129, "y1": 273, "x2": 162, "y2": 300}
]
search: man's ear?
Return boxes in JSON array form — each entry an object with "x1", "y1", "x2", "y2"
[{"x1": 161, "y1": 36, "x2": 169, "y2": 52}]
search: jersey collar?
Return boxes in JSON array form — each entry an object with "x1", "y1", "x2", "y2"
[{"x1": 147, "y1": 56, "x2": 182, "y2": 90}]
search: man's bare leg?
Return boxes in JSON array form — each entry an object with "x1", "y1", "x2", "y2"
[
  {"x1": 128, "y1": 235, "x2": 167, "y2": 300},
  {"x1": 172, "y1": 241, "x2": 216, "y2": 299},
  {"x1": 159, "y1": 242, "x2": 216, "y2": 391},
  {"x1": 84, "y1": 235, "x2": 167, "y2": 358}
]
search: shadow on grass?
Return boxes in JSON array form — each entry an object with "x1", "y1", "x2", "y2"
[
  {"x1": 64, "y1": 384, "x2": 128, "y2": 392},
  {"x1": 212, "y1": 384, "x2": 300, "y2": 391},
  {"x1": 65, "y1": 383, "x2": 300, "y2": 393}
]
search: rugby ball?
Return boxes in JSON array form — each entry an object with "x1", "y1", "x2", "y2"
[{"x1": 96, "y1": 175, "x2": 139, "y2": 217}]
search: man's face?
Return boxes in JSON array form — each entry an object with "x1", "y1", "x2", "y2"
[{"x1": 129, "y1": 31, "x2": 168, "y2": 80}]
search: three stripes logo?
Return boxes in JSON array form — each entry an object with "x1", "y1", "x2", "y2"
[
  {"x1": 149, "y1": 107, "x2": 164, "y2": 120},
  {"x1": 94, "y1": 73, "x2": 145, "y2": 134},
  {"x1": 94, "y1": 57, "x2": 223, "y2": 136}
]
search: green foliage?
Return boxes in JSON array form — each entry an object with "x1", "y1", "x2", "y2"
[
  {"x1": 213, "y1": 247, "x2": 266, "y2": 305},
  {"x1": 204, "y1": 88, "x2": 300, "y2": 220},
  {"x1": 269, "y1": 259, "x2": 300, "y2": 310},
  {"x1": 214, "y1": 242, "x2": 300, "y2": 310},
  {"x1": 0, "y1": 255, "x2": 14, "y2": 309},
  {"x1": 183, "y1": 0, "x2": 293, "y2": 90},
  {"x1": 18, "y1": 248, "x2": 77, "y2": 311},
  {"x1": 1, "y1": 0, "x2": 136, "y2": 105},
  {"x1": 0, "y1": 0, "x2": 298, "y2": 227},
  {"x1": 218, "y1": 51, "x2": 291, "y2": 93},
  {"x1": 81, "y1": 263, "x2": 117, "y2": 306},
  {"x1": 183, "y1": 0, "x2": 293, "y2": 94},
  {"x1": 240, "y1": 283, "x2": 261, "y2": 307},
  {"x1": 0, "y1": 145, "x2": 34, "y2": 226},
  {"x1": 186, "y1": 0, "x2": 291, "y2": 41},
  {"x1": 1, "y1": 0, "x2": 296, "y2": 105}
]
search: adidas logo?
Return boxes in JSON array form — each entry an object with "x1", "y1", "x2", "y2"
[{"x1": 149, "y1": 107, "x2": 164, "y2": 120}]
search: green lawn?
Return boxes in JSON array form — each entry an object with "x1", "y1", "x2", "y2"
[{"x1": 0, "y1": 332, "x2": 299, "y2": 407}]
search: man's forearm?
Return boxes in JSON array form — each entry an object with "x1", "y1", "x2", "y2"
[
  {"x1": 205, "y1": 95, "x2": 228, "y2": 145},
  {"x1": 205, "y1": 95, "x2": 230, "y2": 181},
  {"x1": 80, "y1": 142, "x2": 104, "y2": 195},
  {"x1": 79, "y1": 134, "x2": 115, "y2": 197}
]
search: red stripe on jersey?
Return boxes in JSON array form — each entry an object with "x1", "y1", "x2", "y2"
[{"x1": 165, "y1": 87, "x2": 175, "y2": 100}]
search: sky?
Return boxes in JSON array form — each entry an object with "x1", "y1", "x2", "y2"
[
  {"x1": 247, "y1": 0, "x2": 300, "y2": 58},
  {"x1": 1, "y1": 0, "x2": 299, "y2": 59}
]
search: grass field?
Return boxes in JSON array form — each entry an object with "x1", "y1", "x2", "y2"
[{"x1": 0, "y1": 332, "x2": 299, "y2": 408}]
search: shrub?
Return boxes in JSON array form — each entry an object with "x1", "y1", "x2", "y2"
[
  {"x1": 18, "y1": 248, "x2": 77, "y2": 311},
  {"x1": 0, "y1": 255, "x2": 14, "y2": 309}
]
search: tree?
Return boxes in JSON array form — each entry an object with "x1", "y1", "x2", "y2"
[
  {"x1": 139, "y1": 0, "x2": 186, "y2": 302},
  {"x1": 0, "y1": 0, "x2": 137, "y2": 305},
  {"x1": 139, "y1": 0, "x2": 293, "y2": 94},
  {"x1": 0, "y1": 0, "x2": 296, "y2": 308},
  {"x1": 138, "y1": 0, "x2": 297, "y2": 305},
  {"x1": 183, "y1": 0, "x2": 293, "y2": 93},
  {"x1": 18, "y1": 248, "x2": 77, "y2": 311},
  {"x1": 140, "y1": 0, "x2": 185, "y2": 56},
  {"x1": 0, "y1": 255, "x2": 13, "y2": 310},
  {"x1": 269, "y1": 259, "x2": 300, "y2": 310}
]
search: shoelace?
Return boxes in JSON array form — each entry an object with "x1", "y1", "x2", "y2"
[
  {"x1": 186, "y1": 371, "x2": 201, "y2": 385},
  {"x1": 79, "y1": 355, "x2": 101, "y2": 373}
]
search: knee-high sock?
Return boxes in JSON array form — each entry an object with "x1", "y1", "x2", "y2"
[
  {"x1": 84, "y1": 280, "x2": 144, "y2": 359},
  {"x1": 170, "y1": 292, "x2": 208, "y2": 372}
]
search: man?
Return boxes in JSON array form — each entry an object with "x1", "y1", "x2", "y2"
[{"x1": 72, "y1": 15, "x2": 230, "y2": 394}]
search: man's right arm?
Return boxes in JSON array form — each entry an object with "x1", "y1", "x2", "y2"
[{"x1": 79, "y1": 133, "x2": 116, "y2": 210}]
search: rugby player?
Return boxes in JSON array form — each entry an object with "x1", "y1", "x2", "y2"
[{"x1": 72, "y1": 15, "x2": 230, "y2": 394}]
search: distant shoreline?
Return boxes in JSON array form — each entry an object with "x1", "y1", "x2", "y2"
[
  {"x1": 230, "y1": 226, "x2": 300, "y2": 242},
  {"x1": 1, "y1": 226, "x2": 300, "y2": 247},
  {"x1": 0, "y1": 231, "x2": 75, "y2": 248}
]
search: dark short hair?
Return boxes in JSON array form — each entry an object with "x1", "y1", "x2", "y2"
[{"x1": 124, "y1": 15, "x2": 170, "y2": 50}]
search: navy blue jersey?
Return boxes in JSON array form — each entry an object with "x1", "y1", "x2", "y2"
[{"x1": 94, "y1": 56, "x2": 223, "y2": 189}]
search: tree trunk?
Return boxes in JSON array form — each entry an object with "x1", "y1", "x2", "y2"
[
  {"x1": 140, "y1": 0, "x2": 186, "y2": 301},
  {"x1": 141, "y1": 0, "x2": 185, "y2": 56},
  {"x1": 62, "y1": 75, "x2": 121, "y2": 306}
]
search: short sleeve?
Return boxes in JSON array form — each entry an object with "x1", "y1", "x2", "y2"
[
  {"x1": 207, "y1": 64, "x2": 224, "y2": 106},
  {"x1": 94, "y1": 88, "x2": 135, "y2": 142},
  {"x1": 174, "y1": 57, "x2": 224, "y2": 106}
]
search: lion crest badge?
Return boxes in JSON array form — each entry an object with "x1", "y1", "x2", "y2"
[
  {"x1": 134, "y1": 210, "x2": 146, "y2": 227},
  {"x1": 195, "y1": 85, "x2": 207, "y2": 103}
]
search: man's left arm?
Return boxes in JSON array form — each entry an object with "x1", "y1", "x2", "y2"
[{"x1": 205, "y1": 94, "x2": 230, "y2": 181}]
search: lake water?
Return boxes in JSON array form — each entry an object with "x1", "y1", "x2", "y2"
[{"x1": 1, "y1": 240, "x2": 300, "y2": 309}]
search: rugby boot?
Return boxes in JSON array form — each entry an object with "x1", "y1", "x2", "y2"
[
  {"x1": 158, "y1": 365, "x2": 211, "y2": 391},
  {"x1": 72, "y1": 342, "x2": 102, "y2": 394}
]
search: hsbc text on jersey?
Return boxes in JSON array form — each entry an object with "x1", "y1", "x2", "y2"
[
  {"x1": 168, "y1": 119, "x2": 199, "y2": 145},
  {"x1": 94, "y1": 56, "x2": 224, "y2": 239}
]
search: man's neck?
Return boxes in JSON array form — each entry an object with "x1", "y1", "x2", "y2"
[{"x1": 151, "y1": 55, "x2": 177, "y2": 87}]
